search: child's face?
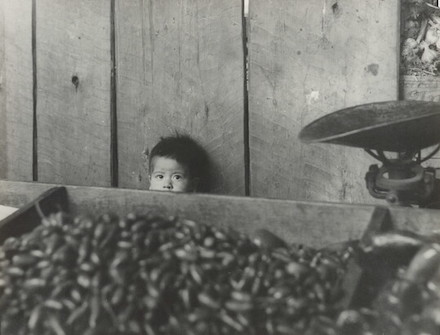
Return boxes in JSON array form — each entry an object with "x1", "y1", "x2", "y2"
[{"x1": 149, "y1": 156, "x2": 192, "y2": 192}]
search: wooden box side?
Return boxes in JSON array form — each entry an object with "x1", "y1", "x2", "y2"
[
  {"x1": 0, "y1": 180, "x2": 379, "y2": 247},
  {"x1": 2, "y1": 180, "x2": 439, "y2": 248}
]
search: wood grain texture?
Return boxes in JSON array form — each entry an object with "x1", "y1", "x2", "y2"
[
  {"x1": 400, "y1": 75, "x2": 440, "y2": 168},
  {"x1": 36, "y1": 0, "x2": 111, "y2": 186},
  {"x1": 1, "y1": 180, "x2": 440, "y2": 248},
  {"x1": 401, "y1": 75, "x2": 440, "y2": 102},
  {"x1": 248, "y1": 0, "x2": 399, "y2": 203},
  {"x1": 0, "y1": 186, "x2": 67, "y2": 243},
  {"x1": 115, "y1": 0, "x2": 245, "y2": 194},
  {"x1": 0, "y1": 0, "x2": 33, "y2": 181},
  {"x1": 0, "y1": 180, "x2": 374, "y2": 247}
]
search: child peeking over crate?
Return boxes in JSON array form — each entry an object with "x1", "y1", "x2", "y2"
[{"x1": 148, "y1": 134, "x2": 211, "y2": 193}]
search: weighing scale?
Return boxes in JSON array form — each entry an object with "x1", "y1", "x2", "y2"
[{"x1": 299, "y1": 100, "x2": 440, "y2": 207}]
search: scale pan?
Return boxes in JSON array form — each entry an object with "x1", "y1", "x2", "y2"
[{"x1": 299, "y1": 100, "x2": 440, "y2": 152}]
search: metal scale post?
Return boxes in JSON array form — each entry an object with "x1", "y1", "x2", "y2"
[{"x1": 299, "y1": 100, "x2": 440, "y2": 208}]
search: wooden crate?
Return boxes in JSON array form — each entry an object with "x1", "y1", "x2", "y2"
[
  {"x1": 1, "y1": 180, "x2": 439, "y2": 248},
  {"x1": 2, "y1": 179, "x2": 440, "y2": 314},
  {"x1": 0, "y1": 186, "x2": 67, "y2": 244}
]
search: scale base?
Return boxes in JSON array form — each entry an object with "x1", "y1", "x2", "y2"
[
  {"x1": 365, "y1": 163, "x2": 437, "y2": 207},
  {"x1": 299, "y1": 100, "x2": 440, "y2": 208}
]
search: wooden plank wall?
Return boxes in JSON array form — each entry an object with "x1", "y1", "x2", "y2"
[
  {"x1": 36, "y1": 0, "x2": 112, "y2": 187},
  {"x1": 115, "y1": 0, "x2": 245, "y2": 195},
  {"x1": 248, "y1": 0, "x2": 400, "y2": 203},
  {"x1": 0, "y1": 0, "x2": 406, "y2": 204},
  {"x1": 0, "y1": 0, "x2": 33, "y2": 181}
]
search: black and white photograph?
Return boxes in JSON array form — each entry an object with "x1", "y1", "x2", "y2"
[{"x1": 0, "y1": 0, "x2": 440, "y2": 334}]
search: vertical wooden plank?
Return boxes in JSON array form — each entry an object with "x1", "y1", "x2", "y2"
[
  {"x1": 115, "y1": 0, "x2": 245, "y2": 195},
  {"x1": 401, "y1": 75, "x2": 440, "y2": 168},
  {"x1": 401, "y1": 76, "x2": 440, "y2": 102},
  {"x1": 0, "y1": 0, "x2": 5, "y2": 179},
  {"x1": 400, "y1": 0, "x2": 440, "y2": 168},
  {"x1": 0, "y1": 0, "x2": 33, "y2": 181},
  {"x1": 248, "y1": 0, "x2": 399, "y2": 203},
  {"x1": 36, "y1": 0, "x2": 111, "y2": 187}
]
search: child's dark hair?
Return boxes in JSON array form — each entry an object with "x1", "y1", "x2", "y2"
[{"x1": 149, "y1": 134, "x2": 211, "y2": 192}]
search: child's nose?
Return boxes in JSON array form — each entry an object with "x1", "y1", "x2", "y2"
[{"x1": 163, "y1": 177, "x2": 173, "y2": 189}]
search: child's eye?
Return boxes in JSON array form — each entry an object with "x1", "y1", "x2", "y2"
[
  {"x1": 155, "y1": 174, "x2": 163, "y2": 179},
  {"x1": 173, "y1": 175, "x2": 183, "y2": 181}
]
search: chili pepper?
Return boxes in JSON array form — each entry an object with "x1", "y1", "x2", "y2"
[
  {"x1": 6, "y1": 267, "x2": 25, "y2": 277},
  {"x1": 404, "y1": 243, "x2": 440, "y2": 284},
  {"x1": 67, "y1": 301, "x2": 88, "y2": 325},
  {"x1": 220, "y1": 311, "x2": 244, "y2": 332},
  {"x1": 23, "y1": 278, "x2": 46, "y2": 290},
  {"x1": 47, "y1": 315, "x2": 66, "y2": 335},
  {"x1": 198, "y1": 292, "x2": 220, "y2": 309},
  {"x1": 12, "y1": 254, "x2": 38, "y2": 267},
  {"x1": 44, "y1": 299, "x2": 63, "y2": 310},
  {"x1": 361, "y1": 230, "x2": 424, "y2": 265},
  {"x1": 0, "y1": 211, "x2": 358, "y2": 335},
  {"x1": 28, "y1": 305, "x2": 43, "y2": 331},
  {"x1": 89, "y1": 293, "x2": 100, "y2": 328}
]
